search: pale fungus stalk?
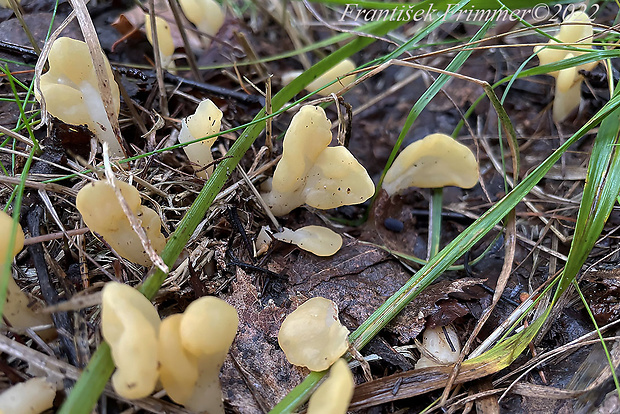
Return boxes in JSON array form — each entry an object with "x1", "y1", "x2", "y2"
[
  {"x1": 261, "y1": 105, "x2": 375, "y2": 216},
  {"x1": 101, "y1": 282, "x2": 160, "y2": 399},
  {"x1": 36, "y1": 37, "x2": 125, "y2": 158},
  {"x1": 75, "y1": 180, "x2": 166, "y2": 267},
  {"x1": 179, "y1": 0, "x2": 225, "y2": 42},
  {"x1": 383, "y1": 133, "x2": 478, "y2": 259},
  {"x1": 307, "y1": 359, "x2": 354, "y2": 414},
  {"x1": 534, "y1": 11, "x2": 598, "y2": 121},
  {"x1": 415, "y1": 325, "x2": 461, "y2": 369},
  {"x1": 282, "y1": 59, "x2": 357, "y2": 96},
  {"x1": 0, "y1": 211, "x2": 52, "y2": 332},
  {"x1": 178, "y1": 99, "x2": 223, "y2": 179},
  {"x1": 273, "y1": 225, "x2": 343, "y2": 257},
  {"x1": 278, "y1": 297, "x2": 350, "y2": 371},
  {"x1": 0, "y1": 377, "x2": 56, "y2": 414},
  {"x1": 145, "y1": 15, "x2": 177, "y2": 72},
  {"x1": 163, "y1": 296, "x2": 239, "y2": 414}
]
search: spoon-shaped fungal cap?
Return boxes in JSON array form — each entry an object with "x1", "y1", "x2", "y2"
[
  {"x1": 0, "y1": 377, "x2": 56, "y2": 414},
  {"x1": 382, "y1": 133, "x2": 478, "y2": 196},
  {"x1": 278, "y1": 297, "x2": 350, "y2": 371},
  {"x1": 158, "y1": 314, "x2": 199, "y2": 404},
  {"x1": 273, "y1": 226, "x2": 342, "y2": 257},
  {"x1": 179, "y1": 0, "x2": 225, "y2": 39},
  {"x1": 0, "y1": 211, "x2": 53, "y2": 333},
  {"x1": 415, "y1": 325, "x2": 461, "y2": 369},
  {"x1": 283, "y1": 59, "x2": 356, "y2": 96},
  {"x1": 262, "y1": 105, "x2": 375, "y2": 216},
  {"x1": 101, "y1": 282, "x2": 160, "y2": 399},
  {"x1": 0, "y1": 210, "x2": 24, "y2": 259},
  {"x1": 175, "y1": 296, "x2": 239, "y2": 414},
  {"x1": 178, "y1": 99, "x2": 223, "y2": 179},
  {"x1": 36, "y1": 37, "x2": 123, "y2": 157},
  {"x1": 144, "y1": 15, "x2": 176, "y2": 71},
  {"x1": 75, "y1": 180, "x2": 166, "y2": 266},
  {"x1": 307, "y1": 359, "x2": 354, "y2": 414}
]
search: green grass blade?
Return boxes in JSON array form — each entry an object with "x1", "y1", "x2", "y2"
[{"x1": 552, "y1": 93, "x2": 620, "y2": 301}]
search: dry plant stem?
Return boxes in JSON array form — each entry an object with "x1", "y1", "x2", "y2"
[
  {"x1": 0, "y1": 175, "x2": 78, "y2": 198},
  {"x1": 148, "y1": 0, "x2": 169, "y2": 117},
  {"x1": 0, "y1": 335, "x2": 193, "y2": 414},
  {"x1": 167, "y1": 0, "x2": 201, "y2": 82},
  {"x1": 102, "y1": 145, "x2": 168, "y2": 272},
  {"x1": 23, "y1": 228, "x2": 90, "y2": 246},
  {"x1": 67, "y1": 0, "x2": 126, "y2": 158},
  {"x1": 7, "y1": 0, "x2": 42, "y2": 56},
  {"x1": 0, "y1": 124, "x2": 34, "y2": 147},
  {"x1": 440, "y1": 210, "x2": 517, "y2": 405},
  {"x1": 265, "y1": 76, "x2": 273, "y2": 152},
  {"x1": 237, "y1": 165, "x2": 280, "y2": 231}
]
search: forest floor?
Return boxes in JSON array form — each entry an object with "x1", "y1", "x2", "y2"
[{"x1": 2, "y1": 0, "x2": 620, "y2": 413}]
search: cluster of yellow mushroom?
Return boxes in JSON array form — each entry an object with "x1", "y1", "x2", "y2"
[
  {"x1": 76, "y1": 179, "x2": 166, "y2": 267},
  {"x1": 261, "y1": 105, "x2": 375, "y2": 216},
  {"x1": 101, "y1": 282, "x2": 238, "y2": 413},
  {"x1": 534, "y1": 11, "x2": 598, "y2": 121}
]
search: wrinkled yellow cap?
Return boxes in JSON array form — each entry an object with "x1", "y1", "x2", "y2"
[
  {"x1": 162, "y1": 296, "x2": 238, "y2": 414},
  {"x1": 0, "y1": 210, "x2": 24, "y2": 259},
  {"x1": 383, "y1": 133, "x2": 478, "y2": 196},
  {"x1": 101, "y1": 282, "x2": 160, "y2": 399},
  {"x1": 273, "y1": 226, "x2": 342, "y2": 256},
  {"x1": 307, "y1": 359, "x2": 354, "y2": 414},
  {"x1": 37, "y1": 37, "x2": 123, "y2": 157},
  {"x1": 178, "y1": 99, "x2": 223, "y2": 179},
  {"x1": 278, "y1": 297, "x2": 350, "y2": 371},
  {"x1": 415, "y1": 325, "x2": 461, "y2": 369},
  {"x1": 179, "y1": 0, "x2": 225, "y2": 39},
  {"x1": 76, "y1": 180, "x2": 166, "y2": 266},
  {"x1": 144, "y1": 15, "x2": 176, "y2": 70},
  {"x1": 0, "y1": 377, "x2": 56, "y2": 414}
]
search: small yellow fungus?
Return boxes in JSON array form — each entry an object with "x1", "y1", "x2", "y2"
[
  {"x1": 534, "y1": 11, "x2": 598, "y2": 121},
  {"x1": 75, "y1": 180, "x2": 166, "y2": 266},
  {"x1": 164, "y1": 296, "x2": 238, "y2": 414},
  {"x1": 36, "y1": 37, "x2": 123, "y2": 157},
  {"x1": 178, "y1": 99, "x2": 223, "y2": 179},
  {"x1": 0, "y1": 377, "x2": 56, "y2": 414},
  {"x1": 382, "y1": 133, "x2": 479, "y2": 196},
  {"x1": 415, "y1": 325, "x2": 461, "y2": 369},
  {"x1": 0, "y1": 211, "x2": 52, "y2": 333},
  {"x1": 273, "y1": 226, "x2": 342, "y2": 257},
  {"x1": 101, "y1": 282, "x2": 160, "y2": 399},
  {"x1": 307, "y1": 359, "x2": 354, "y2": 414},
  {"x1": 179, "y1": 0, "x2": 225, "y2": 40},
  {"x1": 145, "y1": 15, "x2": 176, "y2": 72},
  {"x1": 261, "y1": 106, "x2": 375, "y2": 216},
  {"x1": 278, "y1": 297, "x2": 350, "y2": 371},
  {"x1": 158, "y1": 314, "x2": 199, "y2": 404},
  {"x1": 283, "y1": 59, "x2": 357, "y2": 96}
]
